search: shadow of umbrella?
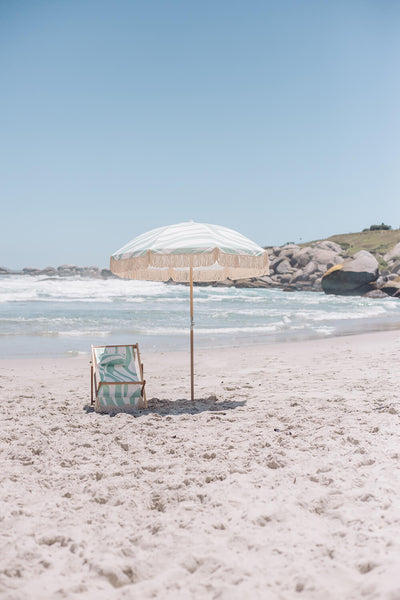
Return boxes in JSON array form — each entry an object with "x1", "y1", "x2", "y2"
[{"x1": 84, "y1": 397, "x2": 247, "y2": 417}]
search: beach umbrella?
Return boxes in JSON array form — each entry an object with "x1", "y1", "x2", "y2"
[{"x1": 110, "y1": 221, "x2": 269, "y2": 400}]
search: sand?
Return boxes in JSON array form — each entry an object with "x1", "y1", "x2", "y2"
[{"x1": 1, "y1": 330, "x2": 400, "y2": 599}]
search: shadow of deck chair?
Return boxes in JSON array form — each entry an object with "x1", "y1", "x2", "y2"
[{"x1": 91, "y1": 344, "x2": 147, "y2": 411}]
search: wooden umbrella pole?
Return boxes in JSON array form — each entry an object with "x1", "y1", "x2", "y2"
[{"x1": 190, "y1": 262, "x2": 194, "y2": 401}]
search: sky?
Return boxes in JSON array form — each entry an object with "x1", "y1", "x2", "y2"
[{"x1": 1, "y1": 0, "x2": 400, "y2": 269}]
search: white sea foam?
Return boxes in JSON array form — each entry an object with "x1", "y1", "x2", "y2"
[
  {"x1": 0, "y1": 275, "x2": 173, "y2": 303},
  {"x1": 1, "y1": 275, "x2": 400, "y2": 357}
]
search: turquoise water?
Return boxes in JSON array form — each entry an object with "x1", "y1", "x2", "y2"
[{"x1": 1, "y1": 275, "x2": 400, "y2": 358}]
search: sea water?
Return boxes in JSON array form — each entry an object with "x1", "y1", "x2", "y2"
[{"x1": 1, "y1": 275, "x2": 400, "y2": 358}]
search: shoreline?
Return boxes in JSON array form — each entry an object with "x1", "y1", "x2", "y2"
[
  {"x1": 2, "y1": 322, "x2": 400, "y2": 362},
  {"x1": 2, "y1": 277, "x2": 400, "y2": 361}
]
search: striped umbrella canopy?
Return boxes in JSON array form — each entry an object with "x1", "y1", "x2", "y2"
[{"x1": 110, "y1": 221, "x2": 269, "y2": 399}]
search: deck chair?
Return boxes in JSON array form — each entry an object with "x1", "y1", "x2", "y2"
[{"x1": 91, "y1": 344, "x2": 147, "y2": 411}]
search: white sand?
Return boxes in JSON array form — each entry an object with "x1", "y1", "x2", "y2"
[{"x1": 1, "y1": 330, "x2": 400, "y2": 599}]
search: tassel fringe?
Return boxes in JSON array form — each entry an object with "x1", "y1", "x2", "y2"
[{"x1": 110, "y1": 250, "x2": 269, "y2": 282}]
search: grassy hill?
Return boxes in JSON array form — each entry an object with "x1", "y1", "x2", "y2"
[{"x1": 304, "y1": 229, "x2": 400, "y2": 268}]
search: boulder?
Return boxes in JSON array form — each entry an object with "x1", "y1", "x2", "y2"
[
  {"x1": 311, "y1": 248, "x2": 341, "y2": 267},
  {"x1": 278, "y1": 244, "x2": 300, "y2": 259},
  {"x1": 302, "y1": 260, "x2": 318, "y2": 276},
  {"x1": 290, "y1": 269, "x2": 305, "y2": 283},
  {"x1": 270, "y1": 247, "x2": 282, "y2": 257},
  {"x1": 22, "y1": 267, "x2": 41, "y2": 275},
  {"x1": 380, "y1": 277, "x2": 400, "y2": 297},
  {"x1": 57, "y1": 264, "x2": 77, "y2": 277},
  {"x1": 40, "y1": 267, "x2": 58, "y2": 276},
  {"x1": 315, "y1": 263, "x2": 329, "y2": 273},
  {"x1": 321, "y1": 250, "x2": 379, "y2": 296},
  {"x1": 234, "y1": 278, "x2": 269, "y2": 288},
  {"x1": 290, "y1": 261, "x2": 317, "y2": 284},
  {"x1": 0, "y1": 266, "x2": 11, "y2": 274},
  {"x1": 211, "y1": 279, "x2": 235, "y2": 287},
  {"x1": 78, "y1": 266, "x2": 101, "y2": 278},
  {"x1": 275, "y1": 259, "x2": 292, "y2": 275},
  {"x1": 391, "y1": 261, "x2": 400, "y2": 274},
  {"x1": 364, "y1": 289, "x2": 389, "y2": 299},
  {"x1": 101, "y1": 268, "x2": 118, "y2": 279},
  {"x1": 291, "y1": 247, "x2": 313, "y2": 268},
  {"x1": 314, "y1": 240, "x2": 343, "y2": 253},
  {"x1": 384, "y1": 242, "x2": 400, "y2": 264},
  {"x1": 273, "y1": 274, "x2": 291, "y2": 284},
  {"x1": 268, "y1": 256, "x2": 284, "y2": 271}
]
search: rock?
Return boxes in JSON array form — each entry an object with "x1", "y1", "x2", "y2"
[
  {"x1": 270, "y1": 247, "x2": 282, "y2": 257},
  {"x1": 268, "y1": 257, "x2": 283, "y2": 271},
  {"x1": 314, "y1": 240, "x2": 343, "y2": 253},
  {"x1": 303, "y1": 260, "x2": 318, "y2": 276},
  {"x1": 380, "y1": 277, "x2": 400, "y2": 297},
  {"x1": 252, "y1": 279, "x2": 270, "y2": 288},
  {"x1": 311, "y1": 248, "x2": 341, "y2": 267},
  {"x1": 275, "y1": 274, "x2": 292, "y2": 284},
  {"x1": 391, "y1": 261, "x2": 400, "y2": 274},
  {"x1": 312, "y1": 278, "x2": 323, "y2": 291},
  {"x1": 277, "y1": 244, "x2": 300, "y2": 259},
  {"x1": 57, "y1": 264, "x2": 77, "y2": 277},
  {"x1": 321, "y1": 250, "x2": 379, "y2": 296},
  {"x1": 376, "y1": 273, "x2": 400, "y2": 286},
  {"x1": 364, "y1": 289, "x2": 389, "y2": 298},
  {"x1": 384, "y1": 242, "x2": 400, "y2": 264},
  {"x1": 7, "y1": 264, "x2": 118, "y2": 279},
  {"x1": 290, "y1": 269, "x2": 305, "y2": 283},
  {"x1": 211, "y1": 279, "x2": 235, "y2": 287},
  {"x1": 291, "y1": 247, "x2": 313, "y2": 268},
  {"x1": 315, "y1": 263, "x2": 328, "y2": 273},
  {"x1": 233, "y1": 278, "x2": 254, "y2": 288},
  {"x1": 40, "y1": 267, "x2": 58, "y2": 276},
  {"x1": 275, "y1": 259, "x2": 292, "y2": 275},
  {"x1": 234, "y1": 278, "x2": 270, "y2": 288},
  {"x1": 79, "y1": 266, "x2": 101, "y2": 278},
  {"x1": 290, "y1": 262, "x2": 316, "y2": 283},
  {"x1": 22, "y1": 267, "x2": 41, "y2": 275},
  {"x1": 101, "y1": 268, "x2": 118, "y2": 279}
]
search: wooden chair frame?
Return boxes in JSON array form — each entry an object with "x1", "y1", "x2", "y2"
[{"x1": 90, "y1": 343, "x2": 147, "y2": 409}]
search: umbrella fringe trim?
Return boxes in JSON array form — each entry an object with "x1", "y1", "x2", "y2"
[{"x1": 110, "y1": 252, "x2": 269, "y2": 282}]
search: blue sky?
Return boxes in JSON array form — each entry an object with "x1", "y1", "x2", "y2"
[{"x1": 1, "y1": 0, "x2": 399, "y2": 269}]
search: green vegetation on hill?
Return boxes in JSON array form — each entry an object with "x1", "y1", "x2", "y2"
[
  {"x1": 328, "y1": 229, "x2": 400, "y2": 261},
  {"x1": 304, "y1": 229, "x2": 400, "y2": 268}
]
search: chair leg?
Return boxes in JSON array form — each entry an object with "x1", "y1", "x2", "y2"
[
  {"x1": 90, "y1": 364, "x2": 94, "y2": 406},
  {"x1": 142, "y1": 381, "x2": 147, "y2": 408}
]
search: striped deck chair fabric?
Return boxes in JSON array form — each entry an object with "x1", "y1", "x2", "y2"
[{"x1": 91, "y1": 344, "x2": 146, "y2": 411}]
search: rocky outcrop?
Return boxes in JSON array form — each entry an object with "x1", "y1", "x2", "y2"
[
  {"x1": 0, "y1": 265, "x2": 119, "y2": 279},
  {"x1": 0, "y1": 266, "x2": 12, "y2": 275},
  {"x1": 205, "y1": 241, "x2": 345, "y2": 291},
  {"x1": 2, "y1": 238, "x2": 400, "y2": 297},
  {"x1": 321, "y1": 251, "x2": 379, "y2": 296},
  {"x1": 261, "y1": 240, "x2": 345, "y2": 292}
]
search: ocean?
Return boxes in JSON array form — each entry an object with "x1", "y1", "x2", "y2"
[{"x1": 1, "y1": 275, "x2": 400, "y2": 358}]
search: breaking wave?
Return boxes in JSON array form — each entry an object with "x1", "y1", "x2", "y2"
[{"x1": 1, "y1": 275, "x2": 400, "y2": 357}]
